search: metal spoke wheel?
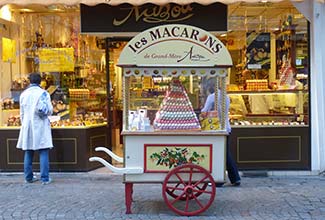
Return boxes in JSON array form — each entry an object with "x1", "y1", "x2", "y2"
[{"x1": 162, "y1": 164, "x2": 216, "y2": 216}]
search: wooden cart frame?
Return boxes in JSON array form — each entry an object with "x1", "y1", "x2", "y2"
[{"x1": 90, "y1": 24, "x2": 233, "y2": 216}]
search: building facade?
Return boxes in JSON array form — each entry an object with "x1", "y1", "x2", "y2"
[{"x1": 0, "y1": 0, "x2": 324, "y2": 173}]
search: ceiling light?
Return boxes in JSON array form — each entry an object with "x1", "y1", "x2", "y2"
[
  {"x1": 0, "y1": 5, "x2": 12, "y2": 21},
  {"x1": 47, "y1": 5, "x2": 64, "y2": 12},
  {"x1": 20, "y1": 8, "x2": 34, "y2": 12}
]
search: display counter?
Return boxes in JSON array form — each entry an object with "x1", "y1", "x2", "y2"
[
  {"x1": 227, "y1": 89, "x2": 310, "y2": 170},
  {"x1": 0, "y1": 124, "x2": 109, "y2": 172},
  {"x1": 229, "y1": 125, "x2": 310, "y2": 170}
]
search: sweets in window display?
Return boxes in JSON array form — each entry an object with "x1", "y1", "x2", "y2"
[
  {"x1": 2, "y1": 98, "x2": 15, "y2": 110},
  {"x1": 5, "y1": 112, "x2": 105, "y2": 127},
  {"x1": 69, "y1": 89, "x2": 90, "y2": 100},
  {"x1": 153, "y1": 78, "x2": 201, "y2": 131},
  {"x1": 7, "y1": 115, "x2": 21, "y2": 126},
  {"x1": 52, "y1": 100, "x2": 68, "y2": 115},
  {"x1": 11, "y1": 77, "x2": 29, "y2": 90},
  {"x1": 245, "y1": 79, "x2": 269, "y2": 90},
  {"x1": 84, "y1": 68, "x2": 107, "y2": 92},
  {"x1": 231, "y1": 119, "x2": 305, "y2": 126},
  {"x1": 279, "y1": 55, "x2": 296, "y2": 89},
  {"x1": 84, "y1": 112, "x2": 105, "y2": 125}
]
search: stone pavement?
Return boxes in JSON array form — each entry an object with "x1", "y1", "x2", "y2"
[{"x1": 1, "y1": 170, "x2": 325, "y2": 220}]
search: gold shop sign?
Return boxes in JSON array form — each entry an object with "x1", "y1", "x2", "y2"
[
  {"x1": 39, "y1": 48, "x2": 74, "y2": 72},
  {"x1": 80, "y1": 3, "x2": 227, "y2": 34},
  {"x1": 112, "y1": 4, "x2": 194, "y2": 26}
]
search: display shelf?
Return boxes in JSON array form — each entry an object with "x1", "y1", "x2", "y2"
[
  {"x1": 228, "y1": 88, "x2": 309, "y2": 126},
  {"x1": 122, "y1": 130, "x2": 227, "y2": 136},
  {"x1": 231, "y1": 124, "x2": 308, "y2": 128},
  {"x1": 0, "y1": 123, "x2": 107, "y2": 130},
  {"x1": 227, "y1": 89, "x2": 307, "y2": 95}
]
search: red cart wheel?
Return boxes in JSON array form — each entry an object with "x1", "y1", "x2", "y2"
[
  {"x1": 166, "y1": 182, "x2": 209, "y2": 201},
  {"x1": 162, "y1": 164, "x2": 216, "y2": 216}
]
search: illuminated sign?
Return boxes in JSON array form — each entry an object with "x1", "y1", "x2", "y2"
[
  {"x1": 2, "y1": 37, "x2": 16, "y2": 63},
  {"x1": 39, "y1": 48, "x2": 74, "y2": 72}
]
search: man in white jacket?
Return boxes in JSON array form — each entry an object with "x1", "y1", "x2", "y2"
[{"x1": 16, "y1": 73, "x2": 53, "y2": 185}]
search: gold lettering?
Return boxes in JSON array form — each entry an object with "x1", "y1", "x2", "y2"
[
  {"x1": 113, "y1": 4, "x2": 194, "y2": 26},
  {"x1": 156, "y1": 5, "x2": 170, "y2": 22},
  {"x1": 113, "y1": 6, "x2": 135, "y2": 26},
  {"x1": 171, "y1": 5, "x2": 181, "y2": 18}
]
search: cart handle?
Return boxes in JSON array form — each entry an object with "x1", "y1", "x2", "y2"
[
  {"x1": 95, "y1": 147, "x2": 124, "y2": 163},
  {"x1": 89, "y1": 156, "x2": 143, "y2": 174}
]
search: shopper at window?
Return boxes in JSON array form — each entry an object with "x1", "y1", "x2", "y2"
[
  {"x1": 16, "y1": 73, "x2": 53, "y2": 185},
  {"x1": 201, "y1": 86, "x2": 241, "y2": 187}
]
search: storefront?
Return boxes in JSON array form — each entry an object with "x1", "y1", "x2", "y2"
[{"x1": 0, "y1": 0, "x2": 324, "y2": 173}]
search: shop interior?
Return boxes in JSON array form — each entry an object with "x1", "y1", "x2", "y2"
[{"x1": 0, "y1": 1, "x2": 309, "y2": 164}]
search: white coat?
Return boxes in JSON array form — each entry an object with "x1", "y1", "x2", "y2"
[{"x1": 16, "y1": 85, "x2": 53, "y2": 150}]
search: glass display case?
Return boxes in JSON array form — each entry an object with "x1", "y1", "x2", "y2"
[
  {"x1": 1, "y1": 73, "x2": 108, "y2": 128},
  {"x1": 0, "y1": 15, "x2": 109, "y2": 171},
  {"x1": 0, "y1": 68, "x2": 109, "y2": 172},
  {"x1": 223, "y1": 13, "x2": 310, "y2": 170},
  {"x1": 127, "y1": 75, "x2": 204, "y2": 131},
  {"x1": 122, "y1": 71, "x2": 230, "y2": 134},
  {"x1": 228, "y1": 89, "x2": 309, "y2": 127},
  {"x1": 227, "y1": 88, "x2": 310, "y2": 170},
  {"x1": 1, "y1": 34, "x2": 108, "y2": 128}
]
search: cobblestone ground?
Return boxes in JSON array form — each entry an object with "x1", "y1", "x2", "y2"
[{"x1": 1, "y1": 172, "x2": 325, "y2": 220}]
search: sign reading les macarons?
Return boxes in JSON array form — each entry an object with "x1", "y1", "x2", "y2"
[{"x1": 118, "y1": 24, "x2": 232, "y2": 67}]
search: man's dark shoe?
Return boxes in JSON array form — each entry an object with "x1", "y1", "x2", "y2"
[
  {"x1": 216, "y1": 183, "x2": 224, "y2": 187},
  {"x1": 232, "y1": 181, "x2": 241, "y2": 186},
  {"x1": 25, "y1": 176, "x2": 38, "y2": 184},
  {"x1": 208, "y1": 182, "x2": 224, "y2": 187}
]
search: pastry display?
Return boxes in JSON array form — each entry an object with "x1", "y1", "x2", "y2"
[
  {"x1": 153, "y1": 79, "x2": 201, "y2": 130},
  {"x1": 2, "y1": 98, "x2": 15, "y2": 109},
  {"x1": 11, "y1": 77, "x2": 29, "y2": 90},
  {"x1": 230, "y1": 119, "x2": 305, "y2": 126},
  {"x1": 69, "y1": 89, "x2": 90, "y2": 100},
  {"x1": 5, "y1": 112, "x2": 105, "y2": 127},
  {"x1": 7, "y1": 116, "x2": 21, "y2": 126},
  {"x1": 52, "y1": 100, "x2": 68, "y2": 114},
  {"x1": 50, "y1": 112, "x2": 106, "y2": 127},
  {"x1": 245, "y1": 79, "x2": 269, "y2": 90}
]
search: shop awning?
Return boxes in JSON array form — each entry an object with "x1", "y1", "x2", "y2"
[{"x1": 1, "y1": 0, "x2": 324, "y2": 6}]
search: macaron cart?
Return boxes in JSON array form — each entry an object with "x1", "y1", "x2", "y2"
[{"x1": 90, "y1": 24, "x2": 233, "y2": 216}]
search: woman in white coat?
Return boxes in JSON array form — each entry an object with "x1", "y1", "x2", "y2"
[{"x1": 16, "y1": 73, "x2": 53, "y2": 184}]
